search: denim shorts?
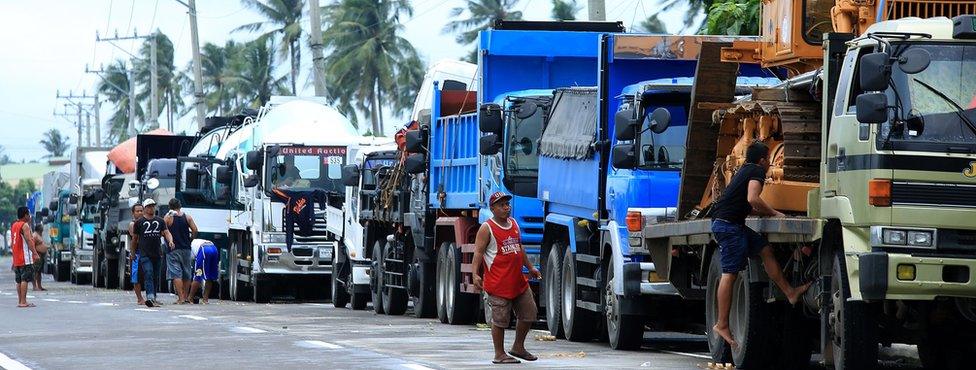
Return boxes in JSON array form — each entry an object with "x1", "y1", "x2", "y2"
[{"x1": 712, "y1": 219, "x2": 767, "y2": 274}]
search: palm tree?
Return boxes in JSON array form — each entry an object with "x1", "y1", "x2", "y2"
[
  {"x1": 551, "y1": 0, "x2": 579, "y2": 21},
  {"x1": 198, "y1": 41, "x2": 246, "y2": 115},
  {"x1": 39, "y1": 129, "x2": 71, "y2": 158},
  {"x1": 134, "y1": 32, "x2": 184, "y2": 130},
  {"x1": 322, "y1": 0, "x2": 425, "y2": 135},
  {"x1": 653, "y1": 0, "x2": 715, "y2": 33},
  {"x1": 96, "y1": 60, "x2": 144, "y2": 144},
  {"x1": 702, "y1": 0, "x2": 760, "y2": 35},
  {"x1": 227, "y1": 36, "x2": 290, "y2": 109},
  {"x1": 235, "y1": 0, "x2": 305, "y2": 95},
  {"x1": 443, "y1": 0, "x2": 523, "y2": 49},
  {"x1": 638, "y1": 14, "x2": 668, "y2": 33}
]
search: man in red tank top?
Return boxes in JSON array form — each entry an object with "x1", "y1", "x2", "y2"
[
  {"x1": 10, "y1": 207, "x2": 40, "y2": 308},
  {"x1": 472, "y1": 192, "x2": 542, "y2": 364}
]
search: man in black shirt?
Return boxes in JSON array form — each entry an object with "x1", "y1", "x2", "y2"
[
  {"x1": 130, "y1": 198, "x2": 175, "y2": 307},
  {"x1": 710, "y1": 141, "x2": 810, "y2": 348}
]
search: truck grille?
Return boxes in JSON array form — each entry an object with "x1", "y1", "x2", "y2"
[
  {"x1": 84, "y1": 236, "x2": 95, "y2": 250},
  {"x1": 891, "y1": 182, "x2": 976, "y2": 208},
  {"x1": 292, "y1": 209, "x2": 332, "y2": 244},
  {"x1": 939, "y1": 229, "x2": 976, "y2": 251},
  {"x1": 884, "y1": 1, "x2": 976, "y2": 20},
  {"x1": 292, "y1": 247, "x2": 314, "y2": 257}
]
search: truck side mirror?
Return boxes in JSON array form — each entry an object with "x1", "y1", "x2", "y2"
[
  {"x1": 405, "y1": 129, "x2": 427, "y2": 154},
  {"x1": 860, "y1": 52, "x2": 891, "y2": 91},
  {"x1": 68, "y1": 194, "x2": 79, "y2": 205},
  {"x1": 646, "y1": 107, "x2": 671, "y2": 134},
  {"x1": 341, "y1": 165, "x2": 361, "y2": 187},
  {"x1": 404, "y1": 154, "x2": 426, "y2": 174},
  {"x1": 66, "y1": 205, "x2": 78, "y2": 217},
  {"x1": 243, "y1": 173, "x2": 260, "y2": 188},
  {"x1": 614, "y1": 108, "x2": 638, "y2": 141},
  {"x1": 49, "y1": 200, "x2": 58, "y2": 211},
  {"x1": 94, "y1": 214, "x2": 102, "y2": 225},
  {"x1": 246, "y1": 150, "x2": 263, "y2": 171},
  {"x1": 897, "y1": 48, "x2": 930, "y2": 74},
  {"x1": 856, "y1": 92, "x2": 889, "y2": 124},
  {"x1": 515, "y1": 101, "x2": 538, "y2": 120},
  {"x1": 480, "y1": 134, "x2": 502, "y2": 155},
  {"x1": 40, "y1": 208, "x2": 50, "y2": 218},
  {"x1": 612, "y1": 144, "x2": 637, "y2": 169},
  {"x1": 216, "y1": 165, "x2": 233, "y2": 185},
  {"x1": 479, "y1": 103, "x2": 504, "y2": 134}
]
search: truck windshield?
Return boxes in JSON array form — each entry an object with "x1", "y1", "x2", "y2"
[
  {"x1": 503, "y1": 97, "x2": 549, "y2": 198},
  {"x1": 178, "y1": 160, "x2": 230, "y2": 207},
  {"x1": 266, "y1": 146, "x2": 347, "y2": 195},
  {"x1": 80, "y1": 203, "x2": 98, "y2": 223},
  {"x1": 883, "y1": 43, "x2": 976, "y2": 152}
]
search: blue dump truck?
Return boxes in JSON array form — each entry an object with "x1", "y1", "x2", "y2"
[
  {"x1": 533, "y1": 34, "x2": 780, "y2": 349},
  {"x1": 343, "y1": 21, "x2": 623, "y2": 320}
]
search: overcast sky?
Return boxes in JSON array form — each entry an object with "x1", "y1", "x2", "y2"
[{"x1": 0, "y1": 0, "x2": 697, "y2": 162}]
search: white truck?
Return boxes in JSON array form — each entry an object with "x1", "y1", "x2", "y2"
[
  {"x1": 67, "y1": 148, "x2": 110, "y2": 284},
  {"x1": 219, "y1": 97, "x2": 361, "y2": 302}
]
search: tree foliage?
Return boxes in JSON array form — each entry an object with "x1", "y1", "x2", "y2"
[
  {"x1": 235, "y1": 0, "x2": 305, "y2": 95},
  {"x1": 39, "y1": 129, "x2": 70, "y2": 158},
  {"x1": 443, "y1": 0, "x2": 523, "y2": 46},
  {"x1": 551, "y1": 0, "x2": 579, "y2": 21},
  {"x1": 702, "y1": 0, "x2": 760, "y2": 35},
  {"x1": 0, "y1": 180, "x2": 36, "y2": 227}
]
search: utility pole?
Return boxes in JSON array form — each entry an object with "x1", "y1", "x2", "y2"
[
  {"x1": 308, "y1": 0, "x2": 329, "y2": 98},
  {"x1": 87, "y1": 64, "x2": 131, "y2": 143},
  {"x1": 96, "y1": 30, "x2": 159, "y2": 129},
  {"x1": 93, "y1": 95, "x2": 101, "y2": 146},
  {"x1": 588, "y1": 0, "x2": 606, "y2": 21},
  {"x1": 85, "y1": 111, "x2": 92, "y2": 146},
  {"x1": 56, "y1": 90, "x2": 97, "y2": 149},
  {"x1": 175, "y1": 0, "x2": 207, "y2": 130}
]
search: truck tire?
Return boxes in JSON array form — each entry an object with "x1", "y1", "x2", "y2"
[
  {"x1": 544, "y1": 245, "x2": 564, "y2": 338},
  {"x1": 444, "y1": 243, "x2": 476, "y2": 325},
  {"x1": 382, "y1": 240, "x2": 408, "y2": 315},
  {"x1": 350, "y1": 289, "x2": 369, "y2": 310},
  {"x1": 411, "y1": 261, "x2": 436, "y2": 318},
  {"x1": 829, "y1": 253, "x2": 878, "y2": 370},
  {"x1": 121, "y1": 255, "x2": 133, "y2": 291},
  {"x1": 918, "y1": 334, "x2": 969, "y2": 370},
  {"x1": 252, "y1": 277, "x2": 270, "y2": 303},
  {"x1": 55, "y1": 257, "x2": 69, "y2": 282},
  {"x1": 705, "y1": 252, "x2": 733, "y2": 363},
  {"x1": 562, "y1": 246, "x2": 597, "y2": 341},
  {"x1": 774, "y1": 302, "x2": 814, "y2": 369},
  {"x1": 706, "y1": 252, "x2": 774, "y2": 368},
  {"x1": 371, "y1": 240, "x2": 386, "y2": 314},
  {"x1": 105, "y1": 257, "x2": 119, "y2": 290},
  {"x1": 331, "y1": 257, "x2": 349, "y2": 308},
  {"x1": 436, "y1": 244, "x2": 449, "y2": 323},
  {"x1": 92, "y1": 246, "x2": 104, "y2": 288},
  {"x1": 605, "y1": 257, "x2": 643, "y2": 350},
  {"x1": 229, "y1": 239, "x2": 248, "y2": 302}
]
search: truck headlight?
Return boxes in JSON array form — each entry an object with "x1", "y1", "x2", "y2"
[
  {"x1": 907, "y1": 231, "x2": 933, "y2": 247},
  {"x1": 261, "y1": 233, "x2": 286, "y2": 244},
  {"x1": 883, "y1": 229, "x2": 907, "y2": 245},
  {"x1": 111, "y1": 236, "x2": 119, "y2": 244}
]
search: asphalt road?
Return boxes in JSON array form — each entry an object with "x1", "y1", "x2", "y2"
[{"x1": 0, "y1": 256, "x2": 925, "y2": 370}]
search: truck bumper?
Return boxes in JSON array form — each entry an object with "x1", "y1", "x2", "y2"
[
  {"x1": 858, "y1": 252, "x2": 976, "y2": 301},
  {"x1": 352, "y1": 262, "x2": 370, "y2": 285},
  {"x1": 73, "y1": 250, "x2": 93, "y2": 273},
  {"x1": 255, "y1": 242, "x2": 334, "y2": 275},
  {"x1": 623, "y1": 262, "x2": 680, "y2": 296}
]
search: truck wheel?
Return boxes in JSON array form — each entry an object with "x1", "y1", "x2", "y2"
[
  {"x1": 562, "y1": 246, "x2": 596, "y2": 341},
  {"x1": 411, "y1": 261, "x2": 436, "y2": 318},
  {"x1": 371, "y1": 240, "x2": 386, "y2": 314},
  {"x1": 350, "y1": 289, "x2": 369, "y2": 310},
  {"x1": 706, "y1": 252, "x2": 774, "y2": 368},
  {"x1": 444, "y1": 243, "x2": 476, "y2": 325},
  {"x1": 121, "y1": 255, "x2": 132, "y2": 291},
  {"x1": 829, "y1": 253, "x2": 878, "y2": 370},
  {"x1": 92, "y1": 247, "x2": 104, "y2": 288},
  {"x1": 774, "y1": 302, "x2": 814, "y2": 369},
  {"x1": 105, "y1": 258, "x2": 119, "y2": 290},
  {"x1": 57, "y1": 260, "x2": 70, "y2": 282},
  {"x1": 705, "y1": 252, "x2": 733, "y2": 363},
  {"x1": 382, "y1": 241, "x2": 408, "y2": 315},
  {"x1": 605, "y1": 258, "x2": 643, "y2": 350},
  {"x1": 229, "y1": 240, "x2": 248, "y2": 302},
  {"x1": 545, "y1": 245, "x2": 564, "y2": 338},
  {"x1": 436, "y1": 244, "x2": 449, "y2": 323},
  {"x1": 331, "y1": 257, "x2": 349, "y2": 308},
  {"x1": 252, "y1": 277, "x2": 270, "y2": 303},
  {"x1": 70, "y1": 269, "x2": 77, "y2": 284}
]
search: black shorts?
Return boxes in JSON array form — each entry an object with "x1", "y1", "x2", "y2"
[
  {"x1": 14, "y1": 265, "x2": 34, "y2": 283},
  {"x1": 712, "y1": 219, "x2": 767, "y2": 274}
]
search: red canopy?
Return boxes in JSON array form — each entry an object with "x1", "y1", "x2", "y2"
[{"x1": 106, "y1": 128, "x2": 172, "y2": 174}]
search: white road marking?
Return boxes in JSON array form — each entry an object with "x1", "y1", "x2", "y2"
[
  {"x1": 0, "y1": 351, "x2": 32, "y2": 370},
  {"x1": 94, "y1": 303, "x2": 117, "y2": 306},
  {"x1": 230, "y1": 326, "x2": 267, "y2": 334},
  {"x1": 178, "y1": 315, "x2": 207, "y2": 321},
  {"x1": 25, "y1": 295, "x2": 35, "y2": 299},
  {"x1": 295, "y1": 340, "x2": 342, "y2": 349},
  {"x1": 65, "y1": 301, "x2": 85, "y2": 304},
  {"x1": 42, "y1": 299, "x2": 60, "y2": 302},
  {"x1": 654, "y1": 349, "x2": 712, "y2": 360},
  {"x1": 1, "y1": 292, "x2": 13, "y2": 296},
  {"x1": 134, "y1": 308, "x2": 158, "y2": 312},
  {"x1": 401, "y1": 364, "x2": 435, "y2": 370}
]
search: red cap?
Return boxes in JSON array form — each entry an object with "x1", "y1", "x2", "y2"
[{"x1": 489, "y1": 191, "x2": 512, "y2": 206}]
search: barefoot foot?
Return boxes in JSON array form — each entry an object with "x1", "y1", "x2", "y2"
[
  {"x1": 713, "y1": 324, "x2": 738, "y2": 348},
  {"x1": 787, "y1": 282, "x2": 812, "y2": 305}
]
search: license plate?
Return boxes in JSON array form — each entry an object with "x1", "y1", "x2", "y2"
[{"x1": 318, "y1": 248, "x2": 332, "y2": 259}]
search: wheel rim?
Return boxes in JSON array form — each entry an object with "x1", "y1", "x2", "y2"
[
  {"x1": 446, "y1": 248, "x2": 456, "y2": 319},
  {"x1": 546, "y1": 261, "x2": 558, "y2": 326},
  {"x1": 230, "y1": 241, "x2": 238, "y2": 300},
  {"x1": 331, "y1": 258, "x2": 338, "y2": 302},
  {"x1": 605, "y1": 267, "x2": 619, "y2": 339},
  {"x1": 562, "y1": 253, "x2": 574, "y2": 329},
  {"x1": 830, "y1": 260, "x2": 844, "y2": 365}
]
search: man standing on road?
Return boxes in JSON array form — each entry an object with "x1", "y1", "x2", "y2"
[
  {"x1": 31, "y1": 224, "x2": 48, "y2": 291},
  {"x1": 164, "y1": 199, "x2": 198, "y2": 304},
  {"x1": 472, "y1": 192, "x2": 541, "y2": 364},
  {"x1": 710, "y1": 141, "x2": 811, "y2": 348},
  {"x1": 128, "y1": 203, "x2": 145, "y2": 305},
  {"x1": 131, "y1": 199, "x2": 174, "y2": 307},
  {"x1": 187, "y1": 239, "x2": 219, "y2": 304},
  {"x1": 11, "y1": 207, "x2": 40, "y2": 308}
]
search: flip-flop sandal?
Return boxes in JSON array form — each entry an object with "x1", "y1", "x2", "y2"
[
  {"x1": 492, "y1": 357, "x2": 521, "y2": 364},
  {"x1": 508, "y1": 351, "x2": 537, "y2": 361},
  {"x1": 145, "y1": 300, "x2": 155, "y2": 308}
]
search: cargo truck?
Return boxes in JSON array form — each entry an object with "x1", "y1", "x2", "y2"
[{"x1": 626, "y1": 4, "x2": 976, "y2": 369}]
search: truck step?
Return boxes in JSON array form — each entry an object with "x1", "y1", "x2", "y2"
[
  {"x1": 577, "y1": 277, "x2": 602, "y2": 288},
  {"x1": 575, "y1": 300, "x2": 602, "y2": 312},
  {"x1": 384, "y1": 271, "x2": 405, "y2": 276},
  {"x1": 575, "y1": 254, "x2": 600, "y2": 265}
]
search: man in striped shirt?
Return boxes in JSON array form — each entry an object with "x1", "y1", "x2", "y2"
[{"x1": 11, "y1": 207, "x2": 40, "y2": 308}]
